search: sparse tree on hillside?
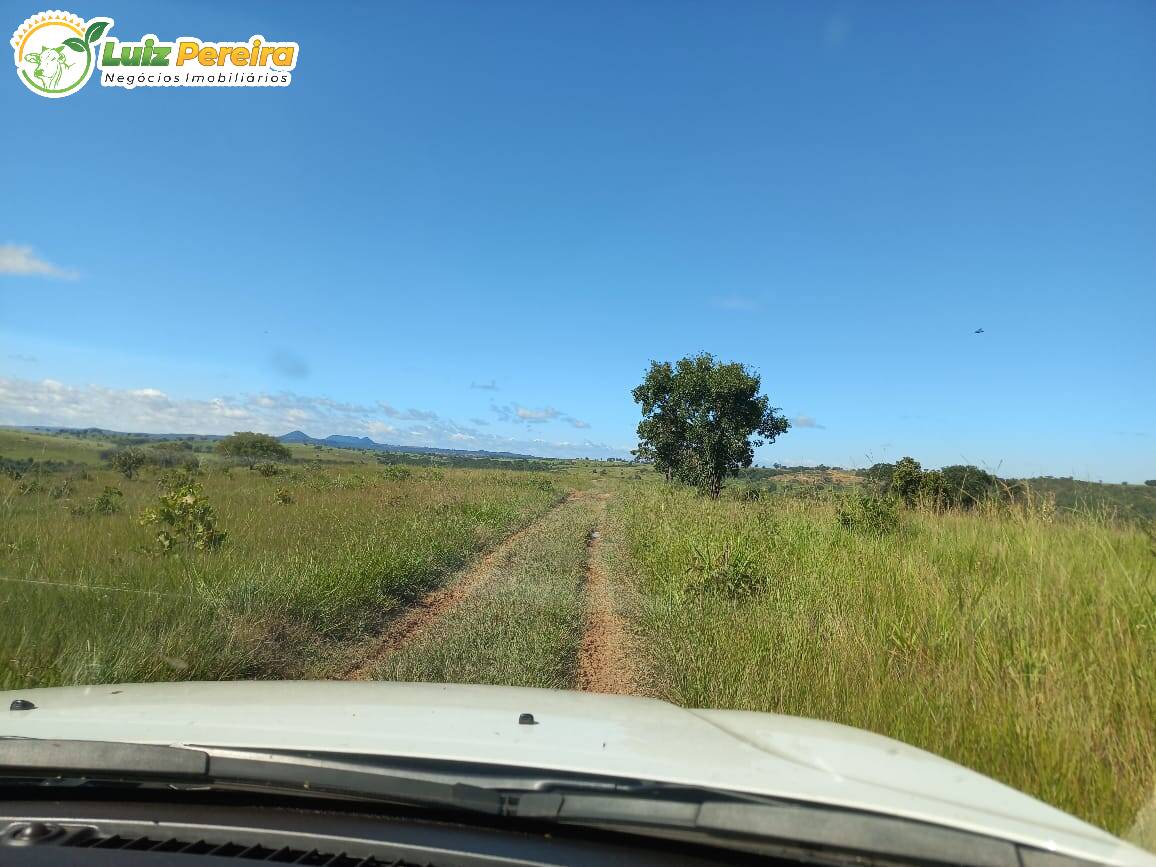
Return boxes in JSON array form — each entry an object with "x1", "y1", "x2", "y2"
[
  {"x1": 215, "y1": 432, "x2": 291, "y2": 467},
  {"x1": 890, "y1": 457, "x2": 924, "y2": 507},
  {"x1": 632, "y1": 353, "x2": 790, "y2": 498},
  {"x1": 107, "y1": 447, "x2": 147, "y2": 480}
]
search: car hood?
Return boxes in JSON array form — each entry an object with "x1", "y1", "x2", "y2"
[{"x1": 0, "y1": 681, "x2": 1151, "y2": 867}]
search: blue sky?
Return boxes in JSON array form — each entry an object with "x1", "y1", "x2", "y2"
[{"x1": 2, "y1": 1, "x2": 1153, "y2": 479}]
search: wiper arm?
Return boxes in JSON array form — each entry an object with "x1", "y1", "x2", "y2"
[{"x1": 0, "y1": 738, "x2": 501, "y2": 816}]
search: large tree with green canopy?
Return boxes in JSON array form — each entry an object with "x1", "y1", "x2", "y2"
[{"x1": 632, "y1": 353, "x2": 790, "y2": 498}]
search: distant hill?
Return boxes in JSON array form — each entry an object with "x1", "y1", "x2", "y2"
[
  {"x1": 1014, "y1": 476, "x2": 1156, "y2": 522},
  {"x1": 279, "y1": 430, "x2": 536, "y2": 460},
  {"x1": 8, "y1": 426, "x2": 223, "y2": 442},
  {"x1": 3, "y1": 426, "x2": 539, "y2": 462}
]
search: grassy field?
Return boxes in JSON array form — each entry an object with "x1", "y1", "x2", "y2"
[
  {"x1": 2, "y1": 430, "x2": 1153, "y2": 845},
  {"x1": 609, "y1": 483, "x2": 1156, "y2": 837},
  {"x1": 0, "y1": 458, "x2": 564, "y2": 688}
]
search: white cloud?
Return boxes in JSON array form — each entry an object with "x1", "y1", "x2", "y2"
[
  {"x1": 378, "y1": 401, "x2": 439, "y2": 421},
  {"x1": 516, "y1": 406, "x2": 560, "y2": 423},
  {"x1": 0, "y1": 377, "x2": 631, "y2": 459},
  {"x1": 793, "y1": 415, "x2": 825, "y2": 430},
  {"x1": 0, "y1": 244, "x2": 76, "y2": 279}
]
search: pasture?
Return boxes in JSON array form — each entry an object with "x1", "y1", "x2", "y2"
[{"x1": 0, "y1": 429, "x2": 1152, "y2": 844}]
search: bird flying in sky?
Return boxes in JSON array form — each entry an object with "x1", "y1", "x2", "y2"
[{"x1": 974, "y1": 328, "x2": 984, "y2": 334}]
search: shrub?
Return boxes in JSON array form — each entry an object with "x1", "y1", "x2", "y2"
[
  {"x1": 380, "y1": 465, "x2": 412, "y2": 481},
  {"x1": 105, "y1": 447, "x2": 148, "y2": 479},
  {"x1": 838, "y1": 491, "x2": 900, "y2": 536},
  {"x1": 69, "y1": 486, "x2": 123, "y2": 517},
  {"x1": 140, "y1": 480, "x2": 227, "y2": 552},
  {"x1": 274, "y1": 488, "x2": 294, "y2": 505},
  {"x1": 253, "y1": 461, "x2": 281, "y2": 477}
]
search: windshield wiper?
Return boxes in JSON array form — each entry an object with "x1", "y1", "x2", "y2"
[{"x1": 0, "y1": 738, "x2": 501, "y2": 815}]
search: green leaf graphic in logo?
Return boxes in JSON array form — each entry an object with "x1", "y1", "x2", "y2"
[
  {"x1": 84, "y1": 20, "x2": 108, "y2": 44},
  {"x1": 63, "y1": 37, "x2": 86, "y2": 52}
]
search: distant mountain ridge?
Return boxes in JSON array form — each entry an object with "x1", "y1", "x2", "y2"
[
  {"x1": 280, "y1": 430, "x2": 535, "y2": 459},
  {"x1": 5, "y1": 426, "x2": 538, "y2": 460}
]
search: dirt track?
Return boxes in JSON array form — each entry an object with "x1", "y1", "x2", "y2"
[
  {"x1": 344, "y1": 492, "x2": 585, "y2": 680},
  {"x1": 345, "y1": 486, "x2": 638, "y2": 693},
  {"x1": 575, "y1": 506, "x2": 637, "y2": 694}
]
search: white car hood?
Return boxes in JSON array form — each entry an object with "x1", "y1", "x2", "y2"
[{"x1": 0, "y1": 681, "x2": 1151, "y2": 866}]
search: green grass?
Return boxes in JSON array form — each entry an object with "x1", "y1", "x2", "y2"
[
  {"x1": 0, "y1": 429, "x2": 114, "y2": 464},
  {"x1": 0, "y1": 464, "x2": 564, "y2": 688},
  {"x1": 370, "y1": 493, "x2": 602, "y2": 688},
  {"x1": 611, "y1": 485, "x2": 1156, "y2": 838}
]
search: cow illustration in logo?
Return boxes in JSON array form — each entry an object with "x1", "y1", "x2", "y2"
[{"x1": 11, "y1": 11, "x2": 112, "y2": 97}]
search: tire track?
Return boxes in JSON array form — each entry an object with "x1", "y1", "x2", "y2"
[
  {"x1": 344, "y1": 492, "x2": 585, "y2": 680},
  {"x1": 576, "y1": 502, "x2": 637, "y2": 694}
]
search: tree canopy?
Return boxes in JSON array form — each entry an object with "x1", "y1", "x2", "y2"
[
  {"x1": 632, "y1": 353, "x2": 789, "y2": 498},
  {"x1": 215, "y1": 431, "x2": 291, "y2": 465}
]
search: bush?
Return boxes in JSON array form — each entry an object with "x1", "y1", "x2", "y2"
[
  {"x1": 69, "y1": 486, "x2": 123, "y2": 517},
  {"x1": 380, "y1": 465, "x2": 412, "y2": 481},
  {"x1": 105, "y1": 447, "x2": 148, "y2": 479},
  {"x1": 139, "y1": 480, "x2": 227, "y2": 552},
  {"x1": 838, "y1": 491, "x2": 900, "y2": 536},
  {"x1": 274, "y1": 488, "x2": 294, "y2": 505},
  {"x1": 253, "y1": 461, "x2": 281, "y2": 477}
]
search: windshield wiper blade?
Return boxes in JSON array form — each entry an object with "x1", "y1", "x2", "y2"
[{"x1": 0, "y1": 738, "x2": 501, "y2": 815}]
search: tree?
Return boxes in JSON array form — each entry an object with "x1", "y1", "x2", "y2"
[
  {"x1": 632, "y1": 353, "x2": 790, "y2": 498},
  {"x1": 215, "y1": 431, "x2": 291, "y2": 467},
  {"x1": 940, "y1": 464, "x2": 997, "y2": 509},
  {"x1": 1145, "y1": 480, "x2": 1156, "y2": 487},
  {"x1": 631, "y1": 361, "x2": 687, "y2": 482},
  {"x1": 863, "y1": 462, "x2": 896, "y2": 492},
  {"x1": 890, "y1": 457, "x2": 923, "y2": 507},
  {"x1": 106, "y1": 447, "x2": 147, "y2": 480}
]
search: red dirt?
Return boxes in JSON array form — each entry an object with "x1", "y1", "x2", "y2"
[{"x1": 575, "y1": 519, "x2": 637, "y2": 695}]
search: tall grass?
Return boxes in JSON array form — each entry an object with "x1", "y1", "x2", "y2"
[
  {"x1": 0, "y1": 465, "x2": 562, "y2": 687},
  {"x1": 612, "y1": 485, "x2": 1156, "y2": 837}
]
